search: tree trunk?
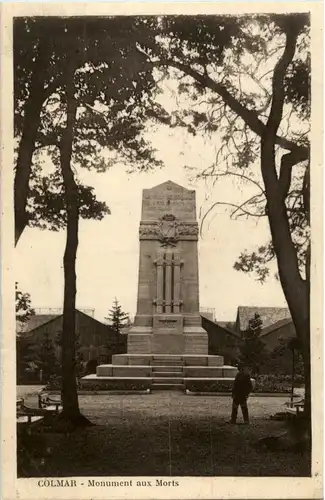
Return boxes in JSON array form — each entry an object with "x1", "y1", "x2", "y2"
[
  {"x1": 261, "y1": 142, "x2": 310, "y2": 423},
  {"x1": 59, "y1": 69, "x2": 90, "y2": 426},
  {"x1": 61, "y1": 202, "x2": 81, "y2": 420},
  {"x1": 259, "y1": 26, "x2": 310, "y2": 428},
  {"x1": 14, "y1": 46, "x2": 48, "y2": 246}
]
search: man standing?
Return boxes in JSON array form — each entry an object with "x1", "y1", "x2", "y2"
[{"x1": 231, "y1": 364, "x2": 253, "y2": 424}]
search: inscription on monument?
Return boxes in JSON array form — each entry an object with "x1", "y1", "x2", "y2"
[
  {"x1": 158, "y1": 320, "x2": 177, "y2": 328},
  {"x1": 142, "y1": 181, "x2": 196, "y2": 221}
]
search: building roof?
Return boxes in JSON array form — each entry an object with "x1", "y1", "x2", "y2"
[
  {"x1": 236, "y1": 306, "x2": 291, "y2": 332},
  {"x1": 217, "y1": 321, "x2": 236, "y2": 331},
  {"x1": 200, "y1": 311, "x2": 215, "y2": 322},
  {"x1": 260, "y1": 318, "x2": 293, "y2": 337},
  {"x1": 17, "y1": 314, "x2": 59, "y2": 334},
  {"x1": 16, "y1": 309, "x2": 114, "y2": 335},
  {"x1": 201, "y1": 315, "x2": 242, "y2": 339}
]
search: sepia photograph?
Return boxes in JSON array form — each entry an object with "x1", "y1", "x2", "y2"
[{"x1": 1, "y1": 2, "x2": 323, "y2": 499}]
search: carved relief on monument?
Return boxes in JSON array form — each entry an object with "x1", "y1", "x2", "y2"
[
  {"x1": 176, "y1": 223, "x2": 199, "y2": 237},
  {"x1": 158, "y1": 214, "x2": 178, "y2": 247},
  {"x1": 139, "y1": 214, "x2": 198, "y2": 245}
]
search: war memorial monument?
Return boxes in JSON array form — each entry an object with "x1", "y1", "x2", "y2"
[{"x1": 81, "y1": 181, "x2": 237, "y2": 391}]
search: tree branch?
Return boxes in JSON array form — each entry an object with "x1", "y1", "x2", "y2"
[
  {"x1": 278, "y1": 151, "x2": 305, "y2": 201},
  {"x1": 302, "y1": 160, "x2": 310, "y2": 223},
  {"x1": 199, "y1": 169, "x2": 265, "y2": 195},
  {"x1": 14, "y1": 45, "x2": 50, "y2": 245},
  {"x1": 155, "y1": 58, "x2": 308, "y2": 159},
  {"x1": 200, "y1": 200, "x2": 266, "y2": 237},
  {"x1": 265, "y1": 28, "x2": 300, "y2": 139}
]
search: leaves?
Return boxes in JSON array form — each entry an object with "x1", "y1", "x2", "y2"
[
  {"x1": 14, "y1": 16, "x2": 163, "y2": 237},
  {"x1": 38, "y1": 332, "x2": 60, "y2": 380},
  {"x1": 240, "y1": 313, "x2": 267, "y2": 376},
  {"x1": 27, "y1": 166, "x2": 110, "y2": 231},
  {"x1": 234, "y1": 246, "x2": 273, "y2": 283},
  {"x1": 15, "y1": 282, "x2": 35, "y2": 323}
]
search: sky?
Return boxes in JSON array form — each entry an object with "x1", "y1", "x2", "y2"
[{"x1": 14, "y1": 119, "x2": 288, "y2": 324}]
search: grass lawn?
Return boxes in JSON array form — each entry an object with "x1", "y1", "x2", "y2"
[{"x1": 18, "y1": 392, "x2": 311, "y2": 477}]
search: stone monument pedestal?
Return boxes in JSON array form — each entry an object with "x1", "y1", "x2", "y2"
[
  {"x1": 81, "y1": 181, "x2": 238, "y2": 392},
  {"x1": 127, "y1": 313, "x2": 208, "y2": 354},
  {"x1": 81, "y1": 352, "x2": 238, "y2": 392}
]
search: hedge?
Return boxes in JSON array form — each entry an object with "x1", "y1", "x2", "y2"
[
  {"x1": 44, "y1": 375, "x2": 151, "y2": 392},
  {"x1": 79, "y1": 381, "x2": 151, "y2": 391},
  {"x1": 254, "y1": 374, "x2": 304, "y2": 393},
  {"x1": 44, "y1": 373, "x2": 305, "y2": 394},
  {"x1": 185, "y1": 379, "x2": 233, "y2": 393},
  {"x1": 185, "y1": 374, "x2": 304, "y2": 394}
]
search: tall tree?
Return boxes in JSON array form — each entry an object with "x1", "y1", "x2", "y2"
[
  {"x1": 139, "y1": 13, "x2": 311, "y2": 418},
  {"x1": 105, "y1": 298, "x2": 129, "y2": 334},
  {"x1": 14, "y1": 17, "x2": 160, "y2": 424},
  {"x1": 14, "y1": 16, "x2": 159, "y2": 243},
  {"x1": 59, "y1": 66, "x2": 81, "y2": 421},
  {"x1": 240, "y1": 313, "x2": 267, "y2": 377},
  {"x1": 15, "y1": 284, "x2": 37, "y2": 382},
  {"x1": 16, "y1": 337, "x2": 40, "y2": 383},
  {"x1": 38, "y1": 332, "x2": 59, "y2": 382}
]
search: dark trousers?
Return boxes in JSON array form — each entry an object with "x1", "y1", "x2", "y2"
[{"x1": 231, "y1": 397, "x2": 249, "y2": 423}]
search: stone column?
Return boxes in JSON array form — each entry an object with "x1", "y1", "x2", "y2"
[
  {"x1": 155, "y1": 251, "x2": 165, "y2": 314},
  {"x1": 173, "y1": 252, "x2": 181, "y2": 313},
  {"x1": 165, "y1": 251, "x2": 173, "y2": 313}
]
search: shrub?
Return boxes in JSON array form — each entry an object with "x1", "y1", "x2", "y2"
[
  {"x1": 185, "y1": 374, "x2": 304, "y2": 393},
  {"x1": 185, "y1": 379, "x2": 233, "y2": 393},
  {"x1": 44, "y1": 374, "x2": 62, "y2": 391},
  {"x1": 254, "y1": 374, "x2": 304, "y2": 393},
  {"x1": 80, "y1": 380, "x2": 151, "y2": 391}
]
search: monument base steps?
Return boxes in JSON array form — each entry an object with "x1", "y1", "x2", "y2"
[
  {"x1": 153, "y1": 373, "x2": 184, "y2": 379},
  {"x1": 152, "y1": 366, "x2": 183, "y2": 373},
  {"x1": 152, "y1": 370, "x2": 184, "y2": 377},
  {"x1": 151, "y1": 383, "x2": 184, "y2": 391},
  {"x1": 81, "y1": 355, "x2": 238, "y2": 392},
  {"x1": 151, "y1": 361, "x2": 184, "y2": 367},
  {"x1": 153, "y1": 377, "x2": 184, "y2": 384},
  {"x1": 152, "y1": 355, "x2": 183, "y2": 360},
  {"x1": 110, "y1": 354, "x2": 225, "y2": 366}
]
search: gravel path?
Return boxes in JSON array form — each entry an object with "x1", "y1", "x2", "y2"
[{"x1": 18, "y1": 391, "x2": 310, "y2": 477}]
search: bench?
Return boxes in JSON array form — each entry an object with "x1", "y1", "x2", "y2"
[
  {"x1": 17, "y1": 398, "x2": 44, "y2": 434},
  {"x1": 38, "y1": 393, "x2": 63, "y2": 414},
  {"x1": 285, "y1": 399, "x2": 305, "y2": 418}
]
